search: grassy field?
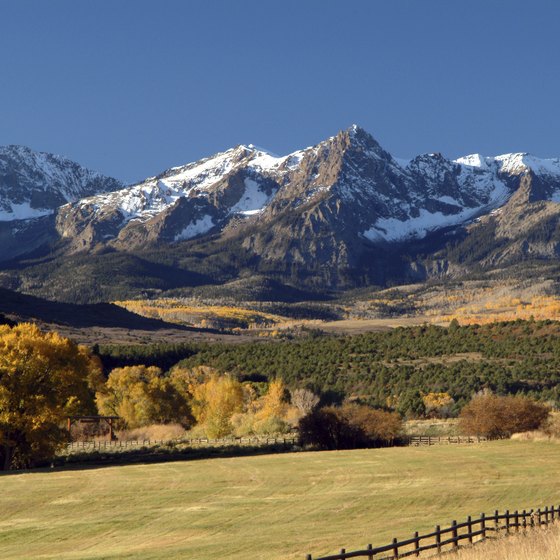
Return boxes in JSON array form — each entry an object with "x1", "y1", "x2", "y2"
[{"x1": 2, "y1": 441, "x2": 560, "y2": 560}]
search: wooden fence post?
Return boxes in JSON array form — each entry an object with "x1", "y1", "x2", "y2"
[
  {"x1": 392, "y1": 537, "x2": 399, "y2": 558},
  {"x1": 494, "y1": 510, "x2": 499, "y2": 532},
  {"x1": 467, "y1": 515, "x2": 473, "y2": 544},
  {"x1": 481, "y1": 513, "x2": 486, "y2": 539},
  {"x1": 505, "y1": 509, "x2": 510, "y2": 534},
  {"x1": 452, "y1": 520, "x2": 458, "y2": 549},
  {"x1": 306, "y1": 555, "x2": 312, "y2": 560},
  {"x1": 436, "y1": 525, "x2": 441, "y2": 553},
  {"x1": 367, "y1": 543, "x2": 373, "y2": 560},
  {"x1": 414, "y1": 531, "x2": 420, "y2": 557},
  {"x1": 515, "y1": 510, "x2": 519, "y2": 532},
  {"x1": 522, "y1": 509, "x2": 527, "y2": 530}
]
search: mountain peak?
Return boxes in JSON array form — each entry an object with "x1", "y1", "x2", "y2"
[
  {"x1": 344, "y1": 123, "x2": 373, "y2": 140},
  {"x1": 0, "y1": 146, "x2": 123, "y2": 222}
]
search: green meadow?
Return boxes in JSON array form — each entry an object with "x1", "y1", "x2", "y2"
[{"x1": 2, "y1": 441, "x2": 560, "y2": 560}]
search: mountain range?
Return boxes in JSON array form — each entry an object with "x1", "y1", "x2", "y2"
[{"x1": 2, "y1": 126, "x2": 560, "y2": 303}]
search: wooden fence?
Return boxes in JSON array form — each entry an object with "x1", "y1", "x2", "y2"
[
  {"x1": 405, "y1": 435, "x2": 489, "y2": 446},
  {"x1": 65, "y1": 434, "x2": 299, "y2": 452},
  {"x1": 306, "y1": 505, "x2": 560, "y2": 560},
  {"x1": 65, "y1": 433, "x2": 490, "y2": 453}
]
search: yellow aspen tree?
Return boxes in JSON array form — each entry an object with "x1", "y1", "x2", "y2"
[
  {"x1": 0, "y1": 324, "x2": 102, "y2": 470},
  {"x1": 191, "y1": 374, "x2": 244, "y2": 438}
]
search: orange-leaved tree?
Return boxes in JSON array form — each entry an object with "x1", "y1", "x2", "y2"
[
  {"x1": 459, "y1": 394, "x2": 549, "y2": 438},
  {"x1": 0, "y1": 323, "x2": 102, "y2": 470}
]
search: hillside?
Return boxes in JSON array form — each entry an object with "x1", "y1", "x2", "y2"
[
  {"x1": 0, "y1": 287, "x2": 184, "y2": 329},
  {"x1": 94, "y1": 320, "x2": 560, "y2": 415}
]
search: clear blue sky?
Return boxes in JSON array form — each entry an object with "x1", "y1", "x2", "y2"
[{"x1": 1, "y1": 0, "x2": 559, "y2": 183}]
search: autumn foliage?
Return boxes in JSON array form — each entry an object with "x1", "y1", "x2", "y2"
[
  {"x1": 459, "y1": 394, "x2": 549, "y2": 438},
  {"x1": 96, "y1": 365, "x2": 193, "y2": 429},
  {"x1": 0, "y1": 323, "x2": 102, "y2": 470}
]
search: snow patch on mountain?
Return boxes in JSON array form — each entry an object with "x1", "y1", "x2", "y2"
[
  {"x1": 231, "y1": 178, "x2": 271, "y2": 216},
  {"x1": 364, "y1": 206, "x2": 479, "y2": 241},
  {"x1": 162, "y1": 147, "x2": 244, "y2": 192},
  {"x1": 456, "y1": 152, "x2": 560, "y2": 177},
  {"x1": 364, "y1": 160, "x2": 512, "y2": 241},
  {"x1": 174, "y1": 215, "x2": 215, "y2": 241},
  {"x1": 0, "y1": 202, "x2": 52, "y2": 221},
  {"x1": 79, "y1": 180, "x2": 184, "y2": 223}
]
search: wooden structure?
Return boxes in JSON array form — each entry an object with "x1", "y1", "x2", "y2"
[
  {"x1": 67, "y1": 416, "x2": 120, "y2": 441},
  {"x1": 306, "y1": 505, "x2": 560, "y2": 560}
]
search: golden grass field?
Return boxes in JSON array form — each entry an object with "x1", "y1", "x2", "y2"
[
  {"x1": 454, "y1": 524, "x2": 560, "y2": 560},
  {"x1": 2, "y1": 440, "x2": 560, "y2": 559}
]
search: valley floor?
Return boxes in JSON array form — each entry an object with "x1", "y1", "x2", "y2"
[{"x1": 2, "y1": 441, "x2": 560, "y2": 559}]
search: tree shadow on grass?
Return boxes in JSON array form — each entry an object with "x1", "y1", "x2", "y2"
[{"x1": 0, "y1": 443, "x2": 303, "y2": 476}]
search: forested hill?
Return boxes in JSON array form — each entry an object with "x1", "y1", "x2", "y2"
[{"x1": 99, "y1": 320, "x2": 560, "y2": 416}]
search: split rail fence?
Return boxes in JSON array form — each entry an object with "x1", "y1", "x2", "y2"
[
  {"x1": 405, "y1": 435, "x2": 489, "y2": 446},
  {"x1": 65, "y1": 434, "x2": 491, "y2": 453},
  {"x1": 65, "y1": 434, "x2": 298, "y2": 452},
  {"x1": 306, "y1": 505, "x2": 560, "y2": 560}
]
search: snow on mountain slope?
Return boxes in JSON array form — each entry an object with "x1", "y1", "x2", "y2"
[
  {"x1": 74, "y1": 145, "x2": 289, "y2": 228},
  {"x1": 362, "y1": 148, "x2": 560, "y2": 242},
  {"x1": 362, "y1": 150, "x2": 511, "y2": 242},
  {"x1": 0, "y1": 145, "x2": 123, "y2": 221},
  {"x1": 456, "y1": 152, "x2": 560, "y2": 177}
]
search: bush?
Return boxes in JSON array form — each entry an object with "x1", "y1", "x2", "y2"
[
  {"x1": 459, "y1": 395, "x2": 549, "y2": 438},
  {"x1": 299, "y1": 404, "x2": 402, "y2": 450}
]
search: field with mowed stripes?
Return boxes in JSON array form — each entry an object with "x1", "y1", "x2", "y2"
[{"x1": 2, "y1": 441, "x2": 560, "y2": 560}]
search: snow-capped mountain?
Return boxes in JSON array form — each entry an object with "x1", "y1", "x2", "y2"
[
  {"x1": 0, "y1": 145, "x2": 123, "y2": 221},
  {"x1": 3, "y1": 126, "x2": 560, "y2": 298},
  {"x1": 55, "y1": 125, "x2": 560, "y2": 256}
]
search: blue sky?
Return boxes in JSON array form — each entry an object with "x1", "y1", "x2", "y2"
[{"x1": 1, "y1": 0, "x2": 559, "y2": 183}]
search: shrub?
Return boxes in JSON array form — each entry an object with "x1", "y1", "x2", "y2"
[
  {"x1": 459, "y1": 395, "x2": 549, "y2": 438},
  {"x1": 299, "y1": 404, "x2": 402, "y2": 450},
  {"x1": 298, "y1": 407, "x2": 352, "y2": 450}
]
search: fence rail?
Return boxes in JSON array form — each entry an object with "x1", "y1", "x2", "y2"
[{"x1": 306, "y1": 505, "x2": 560, "y2": 560}]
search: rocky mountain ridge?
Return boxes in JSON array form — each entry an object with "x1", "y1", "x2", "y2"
[
  {"x1": 53, "y1": 127, "x2": 560, "y2": 253},
  {"x1": 2, "y1": 127, "x2": 560, "y2": 300}
]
